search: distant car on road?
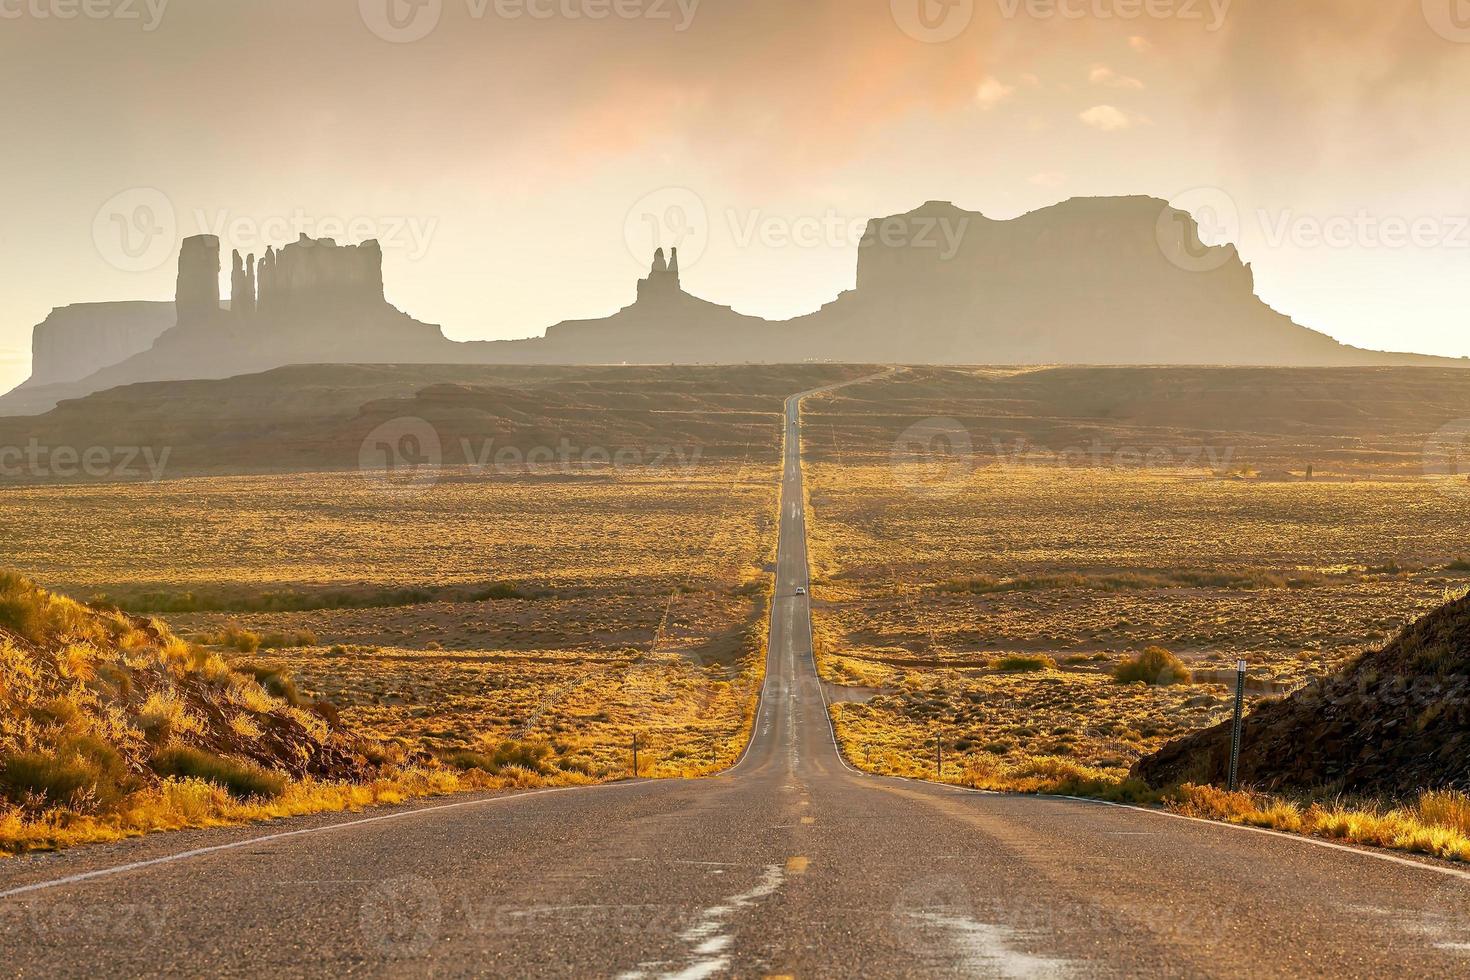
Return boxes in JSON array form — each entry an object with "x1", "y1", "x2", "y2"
[{"x1": 795, "y1": 587, "x2": 807, "y2": 596}]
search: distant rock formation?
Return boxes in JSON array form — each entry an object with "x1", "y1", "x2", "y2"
[
  {"x1": 636, "y1": 247, "x2": 682, "y2": 301},
  {"x1": 175, "y1": 235, "x2": 221, "y2": 323},
  {"x1": 232, "y1": 236, "x2": 382, "y2": 319},
  {"x1": 231, "y1": 250, "x2": 257, "y2": 318},
  {"x1": 25, "y1": 302, "x2": 176, "y2": 387},
  {"x1": 3, "y1": 195, "x2": 1462, "y2": 417},
  {"x1": 0, "y1": 229, "x2": 454, "y2": 415},
  {"x1": 782, "y1": 198, "x2": 1389, "y2": 365},
  {"x1": 263, "y1": 235, "x2": 386, "y2": 312}
]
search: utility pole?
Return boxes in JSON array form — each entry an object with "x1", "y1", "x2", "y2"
[{"x1": 1228, "y1": 659, "x2": 1247, "y2": 792}]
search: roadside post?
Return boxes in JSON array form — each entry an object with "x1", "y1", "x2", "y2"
[
  {"x1": 935, "y1": 727, "x2": 942, "y2": 779},
  {"x1": 633, "y1": 732, "x2": 640, "y2": 778},
  {"x1": 1228, "y1": 659, "x2": 1247, "y2": 791}
]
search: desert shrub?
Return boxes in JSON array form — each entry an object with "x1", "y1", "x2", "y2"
[
  {"x1": 0, "y1": 572, "x2": 100, "y2": 646},
  {"x1": 1115, "y1": 647, "x2": 1193, "y2": 686},
  {"x1": 473, "y1": 582, "x2": 525, "y2": 601},
  {"x1": 443, "y1": 740, "x2": 554, "y2": 775},
  {"x1": 137, "y1": 690, "x2": 203, "y2": 743},
  {"x1": 28, "y1": 696, "x2": 82, "y2": 727},
  {"x1": 259, "y1": 630, "x2": 318, "y2": 651},
  {"x1": 0, "y1": 736, "x2": 133, "y2": 812},
  {"x1": 193, "y1": 626, "x2": 262, "y2": 653},
  {"x1": 1415, "y1": 790, "x2": 1470, "y2": 835},
  {"x1": 229, "y1": 662, "x2": 305, "y2": 707},
  {"x1": 106, "y1": 581, "x2": 529, "y2": 615},
  {"x1": 992, "y1": 654, "x2": 1056, "y2": 673},
  {"x1": 151, "y1": 746, "x2": 286, "y2": 799}
]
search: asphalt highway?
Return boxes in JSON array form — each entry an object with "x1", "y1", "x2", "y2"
[{"x1": 3, "y1": 385, "x2": 1470, "y2": 977}]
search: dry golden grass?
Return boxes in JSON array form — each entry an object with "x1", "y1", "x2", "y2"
[
  {"x1": 1, "y1": 463, "x2": 779, "y2": 852},
  {"x1": 809, "y1": 463, "x2": 1465, "y2": 774},
  {"x1": 807, "y1": 458, "x2": 1470, "y2": 862}
]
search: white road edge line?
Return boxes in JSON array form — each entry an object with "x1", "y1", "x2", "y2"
[{"x1": 0, "y1": 780, "x2": 650, "y2": 901}]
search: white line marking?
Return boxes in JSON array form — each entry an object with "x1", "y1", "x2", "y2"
[
  {"x1": 1049, "y1": 793, "x2": 1470, "y2": 883},
  {"x1": 906, "y1": 911, "x2": 1077, "y2": 978},
  {"x1": 617, "y1": 864, "x2": 785, "y2": 980},
  {"x1": 0, "y1": 781, "x2": 649, "y2": 901}
]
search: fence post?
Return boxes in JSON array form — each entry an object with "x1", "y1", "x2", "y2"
[
  {"x1": 1228, "y1": 659, "x2": 1247, "y2": 792},
  {"x1": 935, "y1": 728, "x2": 942, "y2": 779},
  {"x1": 633, "y1": 732, "x2": 640, "y2": 778}
]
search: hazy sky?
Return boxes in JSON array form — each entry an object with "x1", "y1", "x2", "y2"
[{"x1": 2, "y1": 0, "x2": 1468, "y2": 391}]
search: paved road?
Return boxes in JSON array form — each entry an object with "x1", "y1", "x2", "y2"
[{"x1": 4, "y1": 386, "x2": 1470, "y2": 977}]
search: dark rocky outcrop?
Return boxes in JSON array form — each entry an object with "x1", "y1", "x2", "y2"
[
  {"x1": 1133, "y1": 594, "x2": 1470, "y2": 797},
  {"x1": 175, "y1": 234, "x2": 221, "y2": 324}
]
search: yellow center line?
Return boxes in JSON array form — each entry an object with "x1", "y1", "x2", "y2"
[{"x1": 786, "y1": 856, "x2": 810, "y2": 874}]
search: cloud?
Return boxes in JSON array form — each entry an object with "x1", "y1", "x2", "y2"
[
  {"x1": 1028, "y1": 172, "x2": 1067, "y2": 187},
  {"x1": 1128, "y1": 36, "x2": 1152, "y2": 53},
  {"x1": 1089, "y1": 66, "x2": 1145, "y2": 90},
  {"x1": 975, "y1": 76, "x2": 1016, "y2": 109},
  {"x1": 1079, "y1": 105, "x2": 1148, "y2": 131}
]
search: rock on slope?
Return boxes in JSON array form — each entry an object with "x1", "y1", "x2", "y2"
[
  {"x1": 1133, "y1": 593, "x2": 1470, "y2": 797},
  {"x1": 0, "y1": 573, "x2": 372, "y2": 817}
]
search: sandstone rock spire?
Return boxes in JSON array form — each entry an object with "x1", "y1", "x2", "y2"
[{"x1": 176, "y1": 235, "x2": 221, "y2": 323}]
